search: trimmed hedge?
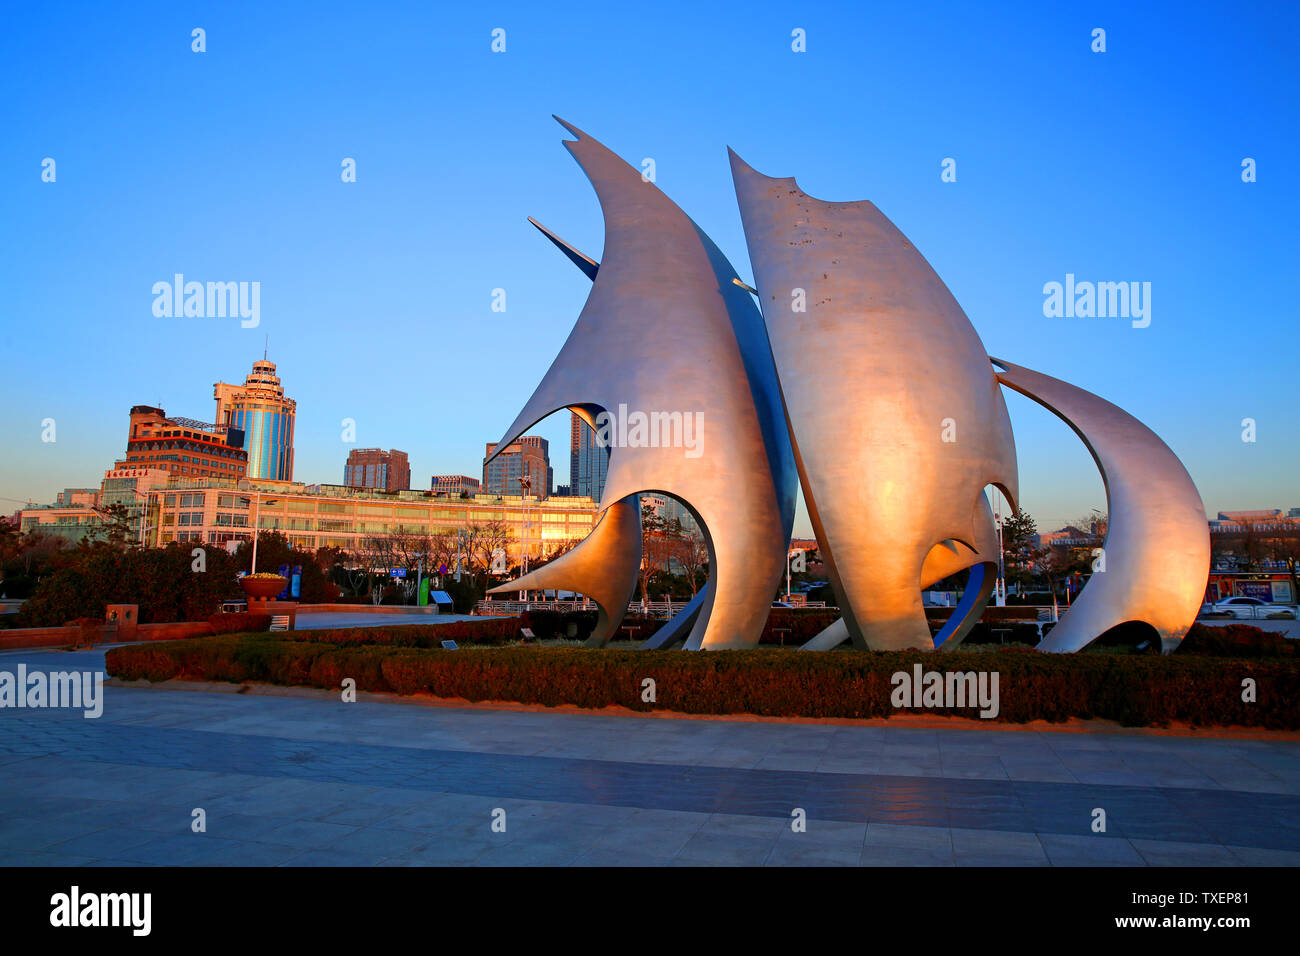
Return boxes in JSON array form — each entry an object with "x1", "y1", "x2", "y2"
[
  {"x1": 104, "y1": 634, "x2": 1300, "y2": 728},
  {"x1": 208, "y1": 612, "x2": 272, "y2": 635},
  {"x1": 280, "y1": 616, "x2": 524, "y2": 648},
  {"x1": 1176, "y1": 622, "x2": 1297, "y2": 658}
]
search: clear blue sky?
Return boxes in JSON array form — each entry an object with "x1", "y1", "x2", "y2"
[{"x1": 2, "y1": 0, "x2": 1296, "y2": 536}]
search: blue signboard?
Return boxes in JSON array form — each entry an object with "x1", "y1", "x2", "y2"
[
  {"x1": 1237, "y1": 580, "x2": 1276, "y2": 602},
  {"x1": 390, "y1": 568, "x2": 407, "y2": 578},
  {"x1": 275, "y1": 564, "x2": 303, "y2": 600}
]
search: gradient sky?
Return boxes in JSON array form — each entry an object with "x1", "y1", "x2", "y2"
[{"x1": 2, "y1": 0, "x2": 1296, "y2": 537}]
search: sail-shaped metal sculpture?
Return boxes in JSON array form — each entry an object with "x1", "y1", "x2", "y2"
[
  {"x1": 993, "y1": 359, "x2": 1209, "y2": 651},
  {"x1": 488, "y1": 120, "x2": 1209, "y2": 656},
  {"x1": 487, "y1": 495, "x2": 642, "y2": 647},
  {"x1": 729, "y1": 151, "x2": 1019, "y2": 652},
  {"x1": 489, "y1": 118, "x2": 797, "y2": 650}
]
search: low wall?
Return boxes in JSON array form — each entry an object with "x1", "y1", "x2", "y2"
[
  {"x1": 0, "y1": 620, "x2": 212, "y2": 651},
  {"x1": 926, "y1": 606, "x2": 1041, "y2": 622},
  {"x1": 296, "y1": 604, "x2": 441, "y2": 615}
]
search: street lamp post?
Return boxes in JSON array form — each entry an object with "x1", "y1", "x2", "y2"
[
  {"x1": 242, "y1": 487, "x2": 278, "y2": 575},
  {"x1": 993, "y1": 488, "x2": 1007, "y2": 607},
  {"x1": 517, "y1": 472, "x2": 532, "y2": 601}
]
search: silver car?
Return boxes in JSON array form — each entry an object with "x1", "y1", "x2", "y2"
[{"x1": 1206, "y1": 596, "x2": 1297, "y2": 620}]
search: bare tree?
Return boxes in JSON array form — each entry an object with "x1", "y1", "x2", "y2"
[{"x1": 678, "y1": 529, "x2": 708, "y2": 596}]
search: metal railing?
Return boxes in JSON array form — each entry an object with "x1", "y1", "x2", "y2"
[{"x1": 474, "y1": 599, "x2": 829, "y2": 619}]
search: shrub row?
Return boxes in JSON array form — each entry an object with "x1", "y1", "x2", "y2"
[
  {"x1": 281, "y1": 616, "x2": 525, "y2": 648},
  {"x1": 207, "y1": 612, "x2": 272, "y2": 635},
  {"x1": 104, "y1": 635, "x2": 1300, "y2": 728},
  {"x1": 1176, "y1": 622, "x2": 1297, "y2": 657}
]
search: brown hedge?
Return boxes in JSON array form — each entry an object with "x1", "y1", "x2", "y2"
[
  {"x1": 103, "y1": 635, "x2": 1300, "y2": 728},
  {"x1": 208, "y1": 612, "x2": 272, "y2": 635}
]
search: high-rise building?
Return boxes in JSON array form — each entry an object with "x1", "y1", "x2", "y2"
[
  {"x1": 570, "y1": 412, "x2": 608, "y2": 501},
  {"x1": 483, "y1": 436, "x2": 551, "y2": 498},
  {"x1": 431, "y1": 475, "x2": 481, "y2": 497},
  {"x1": 344, "y1": 448, "x2": 410, "y2": 491},
  {"x1": 213, "y1": 359, "x2": 296, "y2": 481},
  {"x1": 115, "y1": 405, "x2": 248, "y2": 480}
]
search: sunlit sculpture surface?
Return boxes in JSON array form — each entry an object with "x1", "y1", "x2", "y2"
[{"x1": 489, "y1": 119, "x2": 1210, "y2": 654}]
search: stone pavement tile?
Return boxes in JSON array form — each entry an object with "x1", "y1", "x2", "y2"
[
  {"x1": 200, "y1": 811, "x2": 301, "y2": 844},
  {"x1": 1225, "y1": 845, "x2": 1300, "y2": 866},
  {"x1": 82, "y1": 859, "x2": 163, "y2": 867},
  {"x1": 476, "y1": 841, "x2": 588, "y2": 866},
  {"x1": 815, "y1": 756, "x2": 882, "y2": 775},
  {"x1": 1130, "y1": 840, "x2": 1236, "y2": 866},
  {"x1": 949, "y1": 827, "x2": 1045, "y2": 855},
  {"x1": 1, "y1": 795, "x2": 103, "y2": 822},
  {"x1": 196, "y1": 841, "x2": 308, "y2": 866},
  {"x1": 675, "y1": 832, "x2": 777, "y2": 866},
  {"x1": 112, "y1": 833, "x2": 245, "y2": 865},
  {"x1": 866, "y1": 823, "x2": 953, "y2": 850},
  {"x1": 572, "y1": 847, "x2": 674, "y2": 867},
  {"x1": 592, "y1": 823, "x2": 701, "y2": 858},
  {"x1": 257, "y1": 819, "x2": 362, "y2": 848},
  {"x1": 753, "y1": 754, "x2": 825, "y2": 772},
  {"x1": 393, "y1": 837, "x2": 493, "y2": 865},
  {"x1": 622, "y1": 808, "x2": 711, "y2": 831},
  {"x1": 324, "y1": 825, "x2": 446, "y2": 860},
  {"x1": 1037, "y1": 833, "x2": 1145, "y2": 866},
  {"x1": 280, "y1": 848, "x2": 386, "y2": 866},
  {"x1": 48, "y1": 826, "x2": 176, "y2": 859},
  {"x1": 22, "y1": 774, "x2": 175, "y2": 802},
  {"x1": 953, "y1": 851, "x2": 1050, "y2": 866},
  {"x1": 504, "y1": 819, "x2": 608, "y2": 853},
  {"x1": 999, "y1": 762, "x2": 1079, "y2": 783},
  {"x1": 311, "y1": 788, "x2": 433, "y2": 824},
  {"x1": 0, "y1": 849, "x2": 100, "y2": 866},
  {"x1": 792, "y1": 819, "x2": 868, "y2": 846},
  {"x1": 223, "y1": 789, "x2": 353, "y2": 820},
  {"x1": 544, "y1": 801, "x2": 642, "y2": 827},
  {"x1": 427, "y1": 814, "x2": 520, "y2": 846},
  {"x1": 859, "y1": 845, "x2": 954, "y2": 866},
  {"x1": 365, "y1": 796, "x2": 497, "y2": 833},
  {"x1": 0, "y1": 818, "x2": 108, "y2": 852},
  {"x1": 696, "y1": 813, "x2": 791, "y2": 840},
  {"x1": 766, "y1": 838, "x2": 862, "y2": 866}
]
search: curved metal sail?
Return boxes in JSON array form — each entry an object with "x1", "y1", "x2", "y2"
[
  {"x1": 730, "y1": 151, "x2": 1019, "y2": 651},
  {"x1": 490, "y1": 119, "x2": 797, "y2": 649}
]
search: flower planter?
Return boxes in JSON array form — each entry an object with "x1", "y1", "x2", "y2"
[{"x1": 240, "y1": 575, "x2": 287, "y2": 601}]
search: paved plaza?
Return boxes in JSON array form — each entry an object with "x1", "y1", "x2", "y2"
[{"x1": 1, "y1": 645, "x2": 1299, "y2": 866}]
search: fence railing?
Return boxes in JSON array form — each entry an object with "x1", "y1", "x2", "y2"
[{"x1": 475, "y1": 599, "x2": 829, "y2": 619}]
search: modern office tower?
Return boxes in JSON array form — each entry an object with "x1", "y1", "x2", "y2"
[
  {"x1": 213, "y1": 359, "x2": 296, "y2": 481},
  {"x1": 570, "y1": 411, "x2": 609, "y2": 501},
  {"x1": 483, "y1": 435, "x2": 551, "y2": 498},
  {"x1": 431, "y1": 475, "x2": 482, "y2": 497},
  {"x1": 344, "y1": 448, "x2": 411, "y2": 491},
  {"x1": 115, "y1": 405, "x2": 249, "y2": 479}
]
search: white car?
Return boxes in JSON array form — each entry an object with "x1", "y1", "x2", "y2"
[{"x1": 1206, "y1": 596, "x2": 1297, "y2": 620}]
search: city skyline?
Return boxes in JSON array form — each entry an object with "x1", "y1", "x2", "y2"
[{"x1": 3, "y1": 2, "x2": 1297, "y2": 537}]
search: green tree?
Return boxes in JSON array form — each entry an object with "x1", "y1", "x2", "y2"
[
  {"x1": 1001, "y1": 511, "x2": 1039, "y2": 595},
  {"x1": 16, "y1": 541, "x2": 241, "y2": 626}
]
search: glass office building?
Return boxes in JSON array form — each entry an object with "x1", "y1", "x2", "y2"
[{"x1": 213, "y1": 359, "x2": 297, "y2": 482}]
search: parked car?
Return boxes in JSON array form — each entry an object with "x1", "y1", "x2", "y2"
[{"x1": 1205, "y1": 596, "x2": 1297, "y2": 619}]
